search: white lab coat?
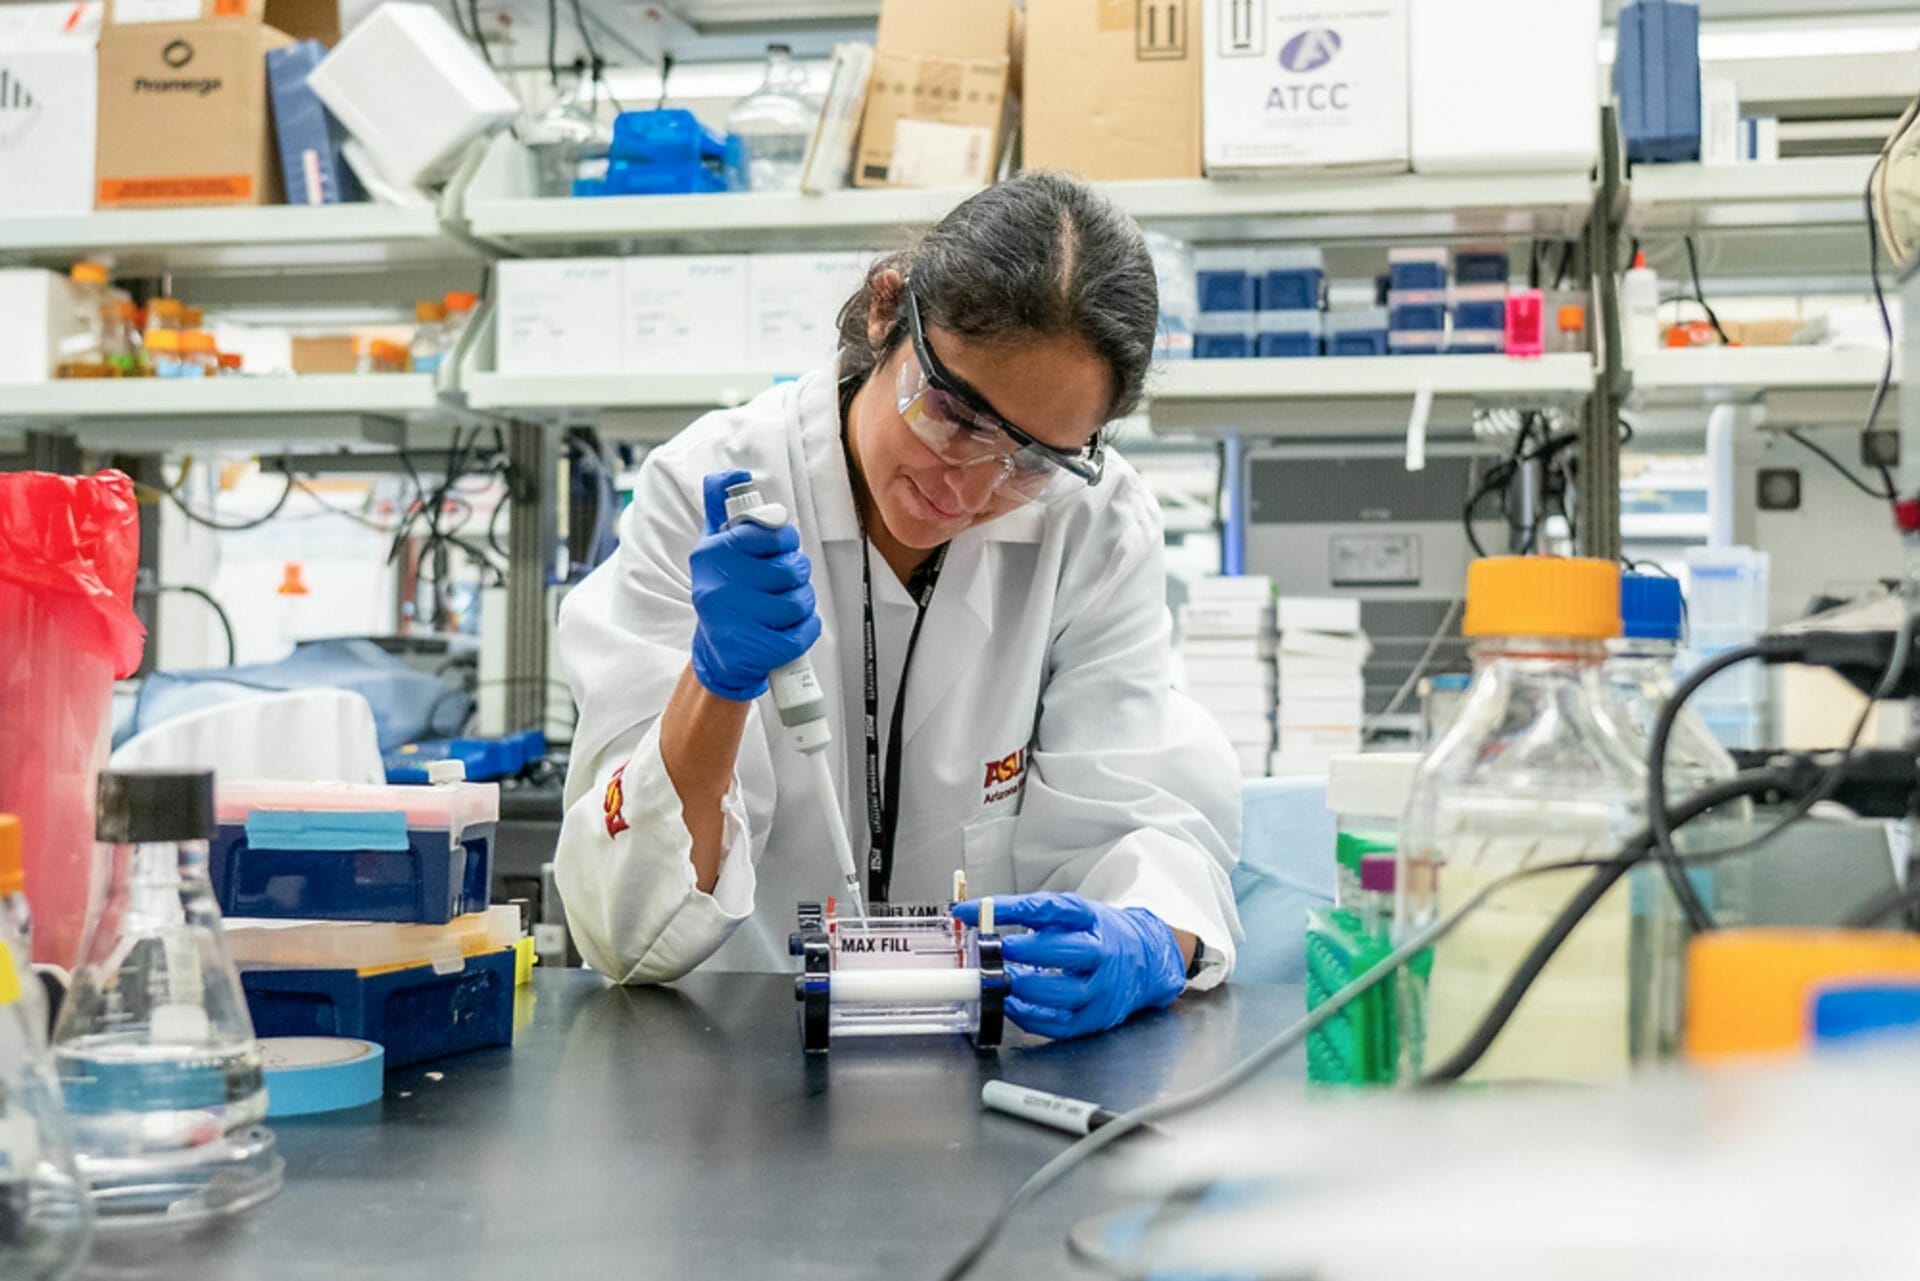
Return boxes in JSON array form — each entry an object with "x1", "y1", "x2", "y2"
[{"x1": 553, "y1": 365, "x2": 1244, "y2": 987}]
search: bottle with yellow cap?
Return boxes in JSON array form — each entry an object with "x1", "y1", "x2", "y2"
[
  {"x1": 0, "y1": 815, "x2": 49, "y2": 1048},
  {"x1": 1396, "y1": 556, "x2": 1649, "y2": 1085},
  {"x1": 0, "y1": 815, "x2": 94, "y2": 1279}
]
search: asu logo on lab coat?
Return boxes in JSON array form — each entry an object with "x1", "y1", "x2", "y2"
[
  {"x1": 603, "y1": 763, "x2": 630, "y2": 839},
  {"x1": 981, "y1": 747, "x2": 1029, "y2": 805}
]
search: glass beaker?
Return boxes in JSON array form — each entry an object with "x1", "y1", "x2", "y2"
[{"x1": 52, "y1": 770, "x2": 280, "y2": 1229}]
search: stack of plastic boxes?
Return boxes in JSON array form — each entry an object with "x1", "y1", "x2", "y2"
[
  {"x1": 1194, "y1": 249, "x2": 1327, "y2": 359},
  {"x1": 1683, "y1": 547, "x2": 1771, "y2": 749},
  {"x1": 1450, "y1": 250, "x2": 1511, "y2": 355},
  {"x1": 1178, "y1": 576, "x2": 1277, "y2": 778},
  {"x1": 212, "y1": 776, "x2": 520, "y2": 1071},
  {"x1": 1387, "y1": 248, "x2": 1449, "y2": 356},
  {"x1": 1271, "y1": 597, "x2": 1371, "y2": 776}
]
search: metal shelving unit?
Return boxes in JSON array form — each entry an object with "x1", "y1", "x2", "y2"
[{"x1": 1627, "y1": 346, "x2": 1897, "y2": 426}]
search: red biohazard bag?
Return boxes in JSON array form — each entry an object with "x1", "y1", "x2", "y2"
[{"x1": 0, "y1": 470, "x2": 146, "y2": 969}]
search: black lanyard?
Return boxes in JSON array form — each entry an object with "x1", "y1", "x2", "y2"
[{"x1": 857, "y1": 535, "x2": 947, "y2": 908}]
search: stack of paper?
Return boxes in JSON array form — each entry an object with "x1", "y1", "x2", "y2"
[
  {"x1": 1271, "y1": 597, "x2": 1371, "y2": 776},
  {"x1": 1176, "y1": 577, "x2": 1276, "y2": 779}
]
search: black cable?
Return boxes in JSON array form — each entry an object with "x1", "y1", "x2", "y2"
[
  {"x1": 546, "y1": 0, "x2": 560, "y2": 89},
  {"x1": 466, "y1": 0, "x2": 496, "y2": 69},
  {"x1": 166, "y1": 468, "x2": 294, "y2": 532},
  {"x1": 1784, "y1": 427, "x2": 1896, "y2": 501},
  {"x1": 1418, "y1": 766, "x2": 1800, "y2": 1086},
  {"x1": 159, "y1": 584, "x2": 237, "y2": 667},
  {"x1": 1683, "y1": 235, "x2": 1731, "y2": 346}
]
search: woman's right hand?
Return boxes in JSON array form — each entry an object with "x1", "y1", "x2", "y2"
[{"x1": 688, "y1": 469, "x2": 822, "y2": 701}]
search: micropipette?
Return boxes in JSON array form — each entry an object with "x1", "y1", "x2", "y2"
[{"x1": 723, "y1": 479, "x2": 869, "y2": 923}]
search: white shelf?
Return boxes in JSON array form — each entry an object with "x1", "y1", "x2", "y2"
[
  {"x1": 0, "y1": 204, "x2": 477, "y2": 275},
  {"x1": 465, "y1": 370, "x2": 780, "y2": 413},
  {"x1": 0, "y1": 374, "x2": 445, "y2": 425},
  {"x1": 1627, "y1": 345, "x2": 1898, "y2": 426},
  {"x1": 463, "y1": 169, "x2": 1594, "y2": 255},
  {"x1": 1629, "y1": 156, "x2": 1877, "y2": 229},
  {"x1": 1147, "y1": 354, "x2": 1595, "y2": 437}
]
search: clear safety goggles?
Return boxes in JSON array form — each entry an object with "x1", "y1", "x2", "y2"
[{"x1": 894, "y1": 289, "x2": 1106, "y2": 504}]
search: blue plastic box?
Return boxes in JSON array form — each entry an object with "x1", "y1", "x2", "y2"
[
  {"x1": 1257, "y1": 312, "x2": 1322, "y2": 358},
  {"x1": 1389, "y1": 330, "x2": 1446, "y2": 355},
  {"x1": 1258, "y1": 248, "x2": 1325, "y2": 312},
  {"x1": 1195, "y1": 250, "x2": 1261, "y2": 313},
  {"x1": 1388, "y1": 248, "x2": 1449, "y2": 294},
  {"x1": 1196, "y1": 312, "x2": 1255, "y2": 359},
  {"x1": 212, "y1": 780, "x2": 499, "y2": 925},
  {"x1": 1615, "y1": 0, "x2": 1702, "y2": 164},
  {"x1": 267, "y1": 41, "x2": 367, "y2": 206},
  {"x1": 241, "y1": 946, "x2": 516, "y2": 1070},
  {"x1": 385, "y1": 730, "x2": 547, "y2": 785},
  {"x1": 1389, "y1": 303, "x2": 1447, "y2": 332},
  {"x1": 1325, "y1": 308, "x2": 1389, "y2": 357},
  {"x1": 1454, "y1": 251, "x2": 1511, "y2": 286},
  {"x1": 1453, "y1": 301, "x2": 1506, "y2": 331}
]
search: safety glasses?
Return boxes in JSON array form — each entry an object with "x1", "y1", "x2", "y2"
[{"x1": 894, "y1": 289, "x2": 1106, "y2": 503}]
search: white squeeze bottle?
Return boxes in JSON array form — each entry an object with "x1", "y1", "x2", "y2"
[
  {"x1": 1396, "y1": 556, "x2": 1648, "y2": 1086},
  {"x1": 723, "y1": 479, "x2": 868, "y2": 922},
  {"x1": 1621, "y1": 250, "x2": 1661, "y2": 363}
]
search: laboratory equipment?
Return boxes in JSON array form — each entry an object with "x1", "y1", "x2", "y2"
[
  {"x1": 1685, "y1": 929, "x2": 1920, "y2": 1063},
  {"x1": 724, "y1": 479, "x2": 868, "y2": 922},
  {"x1": 1421, "y1": 673, "x2": 1471, "y2": 743},
  {"x1": 724, "y1": 43, "x2": 818, "y2": 193},
  {"x1": 1195, "y1": 312, "x2": 1254, "y2": 359},
  {"x1": 1256, "y1": 311, "x2": 1321, "y2": 358},
  {"x1": 1397, "y1": 556, "x2": 1649, "y2": 1085},
  {"x1": 210, "y1": 777, "x2": 499, "y2": 925},
  {"x1": 1387, "y1": 247, "x2": 1448, "y2": 293},
  {"x1": 0, "y1": 918, "x2": 91, "y2": 1279},
  {"x1": 791, "y1": 891, "x2": 1007, "y2": 1053},
  {"x1": 1621, "y1": 251, "x2": 1661, "y2": 358},
  {"x1": 0, "y1": 469, "x2": 144, "y2": 973},
  {"x1": 1258, "y1": 249, "x2": 1325, "y2": 312},
  {"x1": 54, "y1": 769, "x2": 283, "y2": 1228},
  {"x1": 258, "y1": 1037, "x2": 384, "y2": 1117},
  {"x1": 601, "y1": 109, "x2": 728, "y2": 195},
  {"x1": 0, "y1": 817, "x2": 50, "y2": 1047},
  {"x1": 408, "y1": 301, "x2": 447, "y2": 374},
  {"x1": 519, "y1": 71, "x2": 612, "y2": 198},
  {"x1": 384, "y1": 730, "x2": 546, "y2": 784},
  {"x1": 1615, "y1": 0, "x2": 1702, "y2": 164},
  {"x1": 1682, "y1": 546, "x2": 1771, "y2": 749},
  {"x1": 1322, "y1": 307, "x2": 1389, "y2": 357},
  {"x1": 1306, "y1": 854, "x2": 1417, "y2": 1086},
  {"x1": 1449, "y1": 284, "x2": 1507, "y2": 334},
  {"x1": 1194, "y1": 249, "x2": 1259, "y2": 313},
  {"x1": 981, "y1": 1082, "x2": 1130, "y2": 1137}
]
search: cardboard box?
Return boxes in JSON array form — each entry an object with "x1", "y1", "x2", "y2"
[
  {"x1": 0, "y1": 3, "x2": 101, "y2": 218},
  {"x1": 93, "y1": 0, "x2": 336, "y2": 207},
  {"x1": 876, "y1": 0, "x2": 1013, "y2": 60},
  {"x1": 1022, "y1": 0, "x2": 1201, "y2": 181},
  {"x1": 497, "y1": 258, "x2": 624, "y2": 377},
  {"x1": 306, "y1": 2, "x2": 516, "y2": 191},
  {"x1": 747, "y1": 252, "x2": 870, "y2": 375},
  {"x1": 289, "y1": 334, "x2": 355, "y2": 374},
  {"x1": 623, "y1": 255, "x2": 750, "y2": 376},
  {"x1": 1203, "y1": 0, "x2": 1409, "y2": 176},
  {"x1": 0, "y1": 269, "x2": 83, "y2": 383},
  {"x1": 854, "y1": 52, "x2": 1009, "y2": 189}
]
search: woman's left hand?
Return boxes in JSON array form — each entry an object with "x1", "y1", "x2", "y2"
[{"x1": 951, "y1": 892, "x2": 1188, "y2": 1040}]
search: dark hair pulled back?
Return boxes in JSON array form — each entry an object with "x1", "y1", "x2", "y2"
[{"x1": 834, "y1": 171, "x2": 1159, "y2": 423}]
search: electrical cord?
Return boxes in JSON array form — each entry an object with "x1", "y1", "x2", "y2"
[
  {"x1": 1369, "y1": 596, "x2": 1464, "y2": 728},
  {"x1": 1783, "y1": 428, "x2": 1896, "y2": 501},
  {"x1": 1683, "y1": 235, "x2": 1731, "y2": 346},
  {"x1": 1416, "y1": 765, "x2": 1802, "y2": 1086},
  {"x1": 158, "y1": 584, "x2": 237, "y2": 667},
  {"x1": 163, "y1": 466, "x2": 294, "y2": 532},
  {"x1": 466, "y1": 0, "x2": 496, "y2": 69}
]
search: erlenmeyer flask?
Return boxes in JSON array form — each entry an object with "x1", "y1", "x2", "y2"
[
  {"x1": 52, "y1": 770, "x2": 281, "y2": 1228},
  {"x1": 0, "y1": 819, "x2": 93, "y2": 1280}
]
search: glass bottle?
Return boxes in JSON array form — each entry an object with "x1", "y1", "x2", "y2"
[
  {"x1": 1397, "y1": 557, "x2": 1649, "y2": 1085},
  {"x1": 57, "y1": 263, "x2": 111, "y2": 378},
  {"x1": 0, "y1": 922, "x2": 92, "y2": 1278},
  {"x1": 724, "y1": 43, "x2": 819, "y2": 193},
  {"x1": 179, "y1": 330, "x2": 219, "y2": 378},
  {"x1": 409, "y1": 301, "x2": 447, "y2": 374},
  {"x1": 52, "y1": 771, "x2": 281, "y2": 1227},
  {"x1": 0, "y1": 816, "x2": 48, "y2": 1048},
  {"x1": 521, "y1": 68, "x2": 611, "y2": 198}
]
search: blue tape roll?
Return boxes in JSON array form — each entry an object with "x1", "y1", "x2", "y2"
[{"x1": 261, "y1": 1037, "x2": 385, "y2": 1116}]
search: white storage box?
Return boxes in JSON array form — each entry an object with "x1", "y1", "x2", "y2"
[
  {"x1": 0, "y1": 2, "x2": 99, "y2": 217},
  {"x1": 1277, "y1": 674, "x2": 1367, "y2": 703},
  {"x1": 1278, "y1": 653, "x2": 1366, "y2": 681},
  {"x1": 497, "y1": 258, "x2": 624, "y2": 377},
  {"x1": 1181, "y1": 635, "x2": 1278, "y2": 661},
  {"x1": 747, "y1": 252, "x2": 870, "y2": 374},
  {"x1": 1180, "y1": 600, "x2": 1276, "y2": 639},
  {"x1": 0, "y1": 268, "x2": 82, "y2": 382},
  {"x1": 1208, "y1": 710, "x2": 1275, "y2": 743},
  {"x1": 307, "y1": 2, "x2": 517, "y2": 190},
  {"x1": 1277, "y1": 596, "x2": 1363, "y2": 634},
  {"x1": 1279, "y1": 726, "x2": 1364, "y2": 755},
  {"x1": 1203, "y1": 0, "x2": 1408, "y2": 175},
  {"x1": 1234, "y1": 743, "x2": 1271, "y2": 776},
  {"x1": 1409, "y1": 0, "x2": 1599, "y2": 175},
  {"x1": 1278, "y1": 695, "x2": 1366, "y2": 728},
  {"x1": 1181, "y1": 656, "x2": 1278, "y2": 689},
  {"x1": 1279, "y1": 630, "x2": 1372, "y2": 665},
  {"x1": 623, "y1": 255, "x2": 751, "y2": 376},
  {"x1": 1186, "y1": 574, "x2": 1274, "y2": 601}
]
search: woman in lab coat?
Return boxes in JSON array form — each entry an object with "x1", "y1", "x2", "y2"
[{"x1": 554, "y1": 172, "x2": 1243, "y2": 1039}]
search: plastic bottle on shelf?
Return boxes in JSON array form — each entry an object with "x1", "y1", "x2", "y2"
[
  {"x1": 182, "y1": 306, "x2": 205, "y2": 331},
  {"x1": 58, "y1": 262, "x2": 111, "y2": 378},
  {"x1": 145, "y1": 329, "x2": 185, "y2": 378},
  {"x1": 218, "y1": 352, "x2": 243, "y2": 377},
  {"x1": 107, "y1": 301, "x2": 143, "y2": 375},
  {"x1": 275, "y1": 562, "x2": 311, "y2": 657},
  {"x1": 724, "y1": 43, "x2": 819, "y2": 193},
  {"x1": 52, "y1": 771, "x2": 280, "y2": 1228},
  {"x1": 1622, "y1": 251, "x2": 1660, "y2": 362},
  {"x1": 179, "y1": 330, "x2": 219, "y2": 377},
  {"x1": 1397, "y1": 556, "x2": 1650, "y2": 1086},
  {"x1": 409, "y1": 301, "x2": 448, "y2": 374},
  {"x1": 0, "y1": 815, "x2": 49, "y2": 1049},
  {"x1": 443, "y1": 291, "x2": 478, "y2": 349}
]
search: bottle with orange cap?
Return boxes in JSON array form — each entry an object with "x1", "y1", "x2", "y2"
[{"x1": 1396, "y1": 555, "x2": 1650, "y2": 1086}]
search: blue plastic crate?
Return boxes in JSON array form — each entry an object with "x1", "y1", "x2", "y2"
[
  {"x1": 1195, "y1": 250, "x2": 1260, "y2": 313},
  {"x1": 1389, "y1": 303, "x2": 1446, "y2": 332},
  {"x1": 1256, "y1": 311, "x2": 1322, "y2": 358},
  {"x1": 385, "y1": 730, "x2": 547, "y2": 784},
  {"x1": 1453, "y1": 301, "x2": 1506, "y2": 331},
  {"x1": 1454, "y1": 251, "x2": 1511, "y2": 285},
  {"x1": 1615, "y1": 0, "x2": 1702, "y2": 164},
  {"x1": 1325, "y1": 308, "x2": 1390, "y2": 357},
  {"x1": 241, "y1": 946, "x2": 516, "y2": 1070},
  {"x1": 1387, "y1": 250, "x2": 1449, "y2": 294},
  {"x1": 210, "y1": 818, "x2": 494, "y2": 925}
]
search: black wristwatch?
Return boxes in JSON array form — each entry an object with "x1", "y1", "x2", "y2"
[{"x1": 1185, "y1": 938, "x2": 1209, "y2": 981}]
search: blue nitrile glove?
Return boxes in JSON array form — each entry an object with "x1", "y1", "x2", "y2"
[
  {"x1": 688, "y1": 469, "x2": 822, "y2": 701},
  {"x1": 952, "y1": 892, "x2": 1189, "y2": 1041}
]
